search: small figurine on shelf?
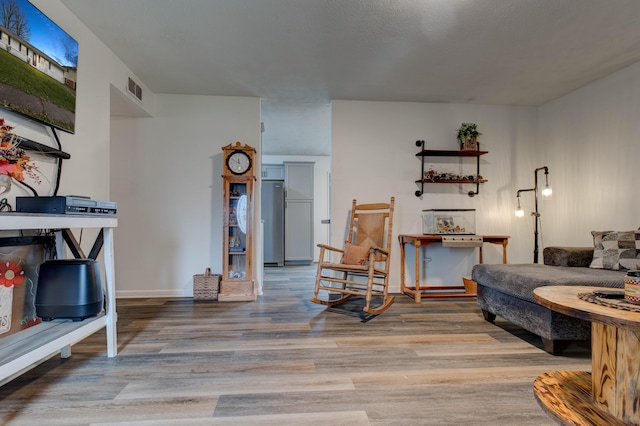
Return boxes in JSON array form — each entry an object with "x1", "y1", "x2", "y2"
[
  {"x1": 229, "y1": 207, "x2": 237, "y2": 226},
  {"x1": 457, "y1": 123, "x2": 481, "y2": 151}
]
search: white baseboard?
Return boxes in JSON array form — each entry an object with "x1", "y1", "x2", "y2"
[{"x1": 116, "y1": 289, "x2": 191, "y2": 298}]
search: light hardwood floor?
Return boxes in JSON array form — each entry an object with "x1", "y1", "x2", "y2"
[{"x1": 0, "y1": 265, "x2": 590, "y2": 425}]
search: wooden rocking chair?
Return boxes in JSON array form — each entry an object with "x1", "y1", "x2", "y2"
[{"x1": 312, "y1": 197, "x2": 395, "y2": 315}]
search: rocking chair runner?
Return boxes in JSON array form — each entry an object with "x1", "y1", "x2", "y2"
[{"x1": 312, "y1": 197, "x2": 395, "y2": 315}]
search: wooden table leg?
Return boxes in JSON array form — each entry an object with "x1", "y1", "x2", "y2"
[
  {"x1": 478, "y1": 238, "x2": 508, "y2": 264},
  {"x1": 591, "y1": 322, "x2": 640, "y2": 422},
  {"x1": 414, "y1": 241, "x2": 421, "y2": 302},
  {"x1": 399, "y1": 238, "x2": 406, "y2": 295}
]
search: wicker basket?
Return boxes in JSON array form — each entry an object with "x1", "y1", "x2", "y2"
[
  {"x1": 193, "y1": 268, "x2": 221, "y2": 301},
  {"x1": 462, "y1": 276, "x2": 477, "y2": 296}
]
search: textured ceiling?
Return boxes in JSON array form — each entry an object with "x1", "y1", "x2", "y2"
[{"x1": 61, "y1": 0, "x2": 640, "y2": 107}]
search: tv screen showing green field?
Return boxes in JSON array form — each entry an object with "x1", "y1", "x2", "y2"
[{"x1": 0, "y1": 0, "x2": 78, "y2": 133}]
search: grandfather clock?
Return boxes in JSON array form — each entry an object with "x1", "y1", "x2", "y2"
[{"x1": 219, "y1": 142, "x2": 256, "y2": 301}]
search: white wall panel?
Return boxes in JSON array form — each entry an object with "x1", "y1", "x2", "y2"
[
  {"x1": 538, "y1": 61, "x2": 640, "y2": 247},
  {"x1": 332, "y1": 101, "x2": 538, "y2": 291},
  {"x1": 111, "y1": 95, "x2": 260, "y2": 297}
]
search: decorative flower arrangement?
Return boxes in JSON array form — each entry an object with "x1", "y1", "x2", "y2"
[
  {"x1": 0, "y1": 260, "x2": 25, "y2": 288},
  {"x1": 457, "y1": 122, "x2": 481, "y2": 141},
  {"x1": 0, "y1": 259, "x2": 27, "y2": 335},
  {"x1": 0, "y1": 118, "x2": 41, "y2": 184},
  {"x1": 457, "y1": 122, "x2": 481, "y2": 150}
]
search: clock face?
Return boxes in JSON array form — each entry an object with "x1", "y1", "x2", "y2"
[{"x1": 227, "y1": 151, "x2": 251, "y2": 175}]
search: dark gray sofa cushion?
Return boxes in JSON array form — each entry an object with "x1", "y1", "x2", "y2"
[{"x1": 471, "y1": 263, "x2": 625, "y2": 304}]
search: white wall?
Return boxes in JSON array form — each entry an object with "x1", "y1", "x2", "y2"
[
  {"x1": 111, "y1": 95, "x2": 260, "y2": 297},
  {"x1": 537, "y1": 60, "x2": 640, "y2": 247},
  {"x1": 332, "y1": 60, "x2": 640, "y2": 294},
  {"x1": 32, "y1": 1, "x2": 154, "y2": 199},
  {"x1": 1, "y1": 1, "x2": 150, "y2": 202},
  {"x1": 21, "y1": 1, "x2": 640, "y2": 300},
  {"x1": 261, "y1": 99, "x2": 331, "y2": 156},
  {"x1": 1, "y1": 1, "x2": 152, "y2": 255},
  {"x1": 332, "y1": 101, "x2": 538, "y2": 292}
]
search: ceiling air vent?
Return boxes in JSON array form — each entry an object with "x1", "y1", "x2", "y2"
[{"x1": 127, "y1": 77, "x2": 143, "y2": 102}]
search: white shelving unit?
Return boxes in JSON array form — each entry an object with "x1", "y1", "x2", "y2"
[{"x1": 0, "y1": 213, "x2": 117, "y2": 385}]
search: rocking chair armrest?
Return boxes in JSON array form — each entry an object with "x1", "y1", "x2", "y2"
[
  {"x1": 316, "y1": 243, "x2": 344, "y2": 253},
  {"x1": 370, "y1": 246, "x2": 389, "y2": 256}
]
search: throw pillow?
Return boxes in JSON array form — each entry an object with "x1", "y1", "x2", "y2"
[
  {"x1": 341, "y1": 242, "x2": 370, "y2": 265},
  {"x1": 589, "y1": 230, "x2": 640, "y2": 270}
]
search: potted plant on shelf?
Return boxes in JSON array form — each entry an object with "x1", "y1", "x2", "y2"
[{"x1": 457, "y1": 123, "x2": 481, "y2": 151}]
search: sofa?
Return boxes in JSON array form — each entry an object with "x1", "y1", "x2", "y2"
[{"x1": 472, "y1": 246, "x2": 626, "y2": 354}]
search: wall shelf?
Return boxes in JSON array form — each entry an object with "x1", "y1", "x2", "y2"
[
  {"x1": 15, "y1": 135, "x2": 71, "y2": 159},
  {"x1": 414, "y1": 140, "x2": 488, "y2": 197},
  {"x1": 417, "y1": 149, "x2": 488, "y2": 157}
]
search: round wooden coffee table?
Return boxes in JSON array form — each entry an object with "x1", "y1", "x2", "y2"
[{"x1": 533, "y1": 285, "x2": 640, "y2": 425}]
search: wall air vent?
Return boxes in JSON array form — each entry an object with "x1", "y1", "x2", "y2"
[{"x1": 127, "y1": 77, "x2": 143, "y2": 102}]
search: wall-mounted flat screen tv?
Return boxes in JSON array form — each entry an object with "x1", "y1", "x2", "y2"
[{"x1": 0, "y1": 0, "x2": 78, "y2": 133}]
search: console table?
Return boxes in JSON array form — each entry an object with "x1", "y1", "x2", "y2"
[
  {"x1": 534, "y1": 286, "x2": 640, "y2": 425},
  {"x1": 398, "y1": 234, "x2": 509, "y2": 302},
  {"x1": 0, "y1": 213, "x2": 117, "y2": 386}
]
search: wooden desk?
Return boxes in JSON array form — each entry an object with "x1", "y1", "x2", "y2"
[
  {"x1": 534, "y1": 286, "x2": 640, "y2": 426},
  {"x1": 398, "y1": 234, "x2": 509, "y2": 302}
]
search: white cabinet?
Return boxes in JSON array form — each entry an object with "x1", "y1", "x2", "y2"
[
  {"x1": 284, "y1": 162, "x2": 314, "y2": 264},
  {"x1": 284, "y1": 200, "x2": 313, "y2": 263},
  {"x1": 261, "y1": 164, "x2": 284, "y2": 180},
  {"x1": 285, "y1": 162, "x2": 314, "y2": 199},
  {"x1": 0, "y1": 214, "x2": 118, "y2": 385}
]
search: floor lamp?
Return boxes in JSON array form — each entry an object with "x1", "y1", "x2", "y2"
[{"x1": 515, "y1": 166, "x2": 552, "y2": 263}]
